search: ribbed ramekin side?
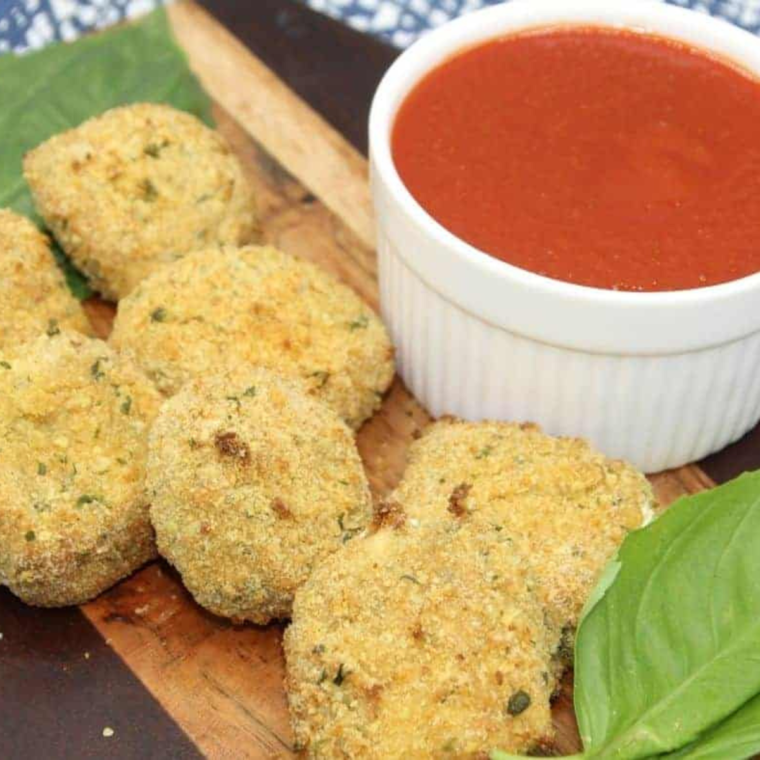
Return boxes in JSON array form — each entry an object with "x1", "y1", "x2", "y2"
[{"x1": 377, "y1": 232, "x2": 760, "y2": 472}]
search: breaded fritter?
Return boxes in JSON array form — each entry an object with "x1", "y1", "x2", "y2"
[
  {"x1": 24, "y1": 103, "x2": 260, "y2": 300},
  {"x1": 0, "y1": 331, "x2": 162, "y2": 606},
  {"x1": 111, "y1": 245, "x2": 395, "y2": 429},
  {"x1": 0, "y1": 209, "x2": 90, "y2": 348},
  {"x1": 391, "y1": 418, "x2": 655, "y2": 639},
  {"x1": 285, "y1": 515, "x2": 559, "y2": 758},
  {"x1": 147, "y1": 368, "x2": 373, "y2": 624}
]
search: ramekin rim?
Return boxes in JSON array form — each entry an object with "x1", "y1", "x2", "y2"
[{"x1": 368, "y1": 0, "x2": 760, "y2": 311}]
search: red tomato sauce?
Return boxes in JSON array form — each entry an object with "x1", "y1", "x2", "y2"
[{"x1": 392, "y1": 28, "x2": 760, "y2": 292}]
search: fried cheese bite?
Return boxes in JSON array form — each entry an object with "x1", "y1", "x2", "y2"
[
  {"x1": 285, "y1": 515, "x2": 559, "y2": 758},
  {"x1": 24, "y1": 103, "x2": 260, "y2": 300},
  {"x1": 0, "y1": 209, "x2": 90, "y2": 348},
  {"x1": 0, "y1": 331, "x2": 162, "y2": 606},
  {"x1": 147, "y1": 368, "x2": 373, "y2": 624},
  {"x1": 391, "y1": 418, "x2": 655, "y2": 642},
  {"x1": 111, "y1": 245, "x2": 395, "y2": 429}
]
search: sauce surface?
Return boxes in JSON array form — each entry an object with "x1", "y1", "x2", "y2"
[{"x1": 392, "y1": 28, "x2": 760, "y2": 291}]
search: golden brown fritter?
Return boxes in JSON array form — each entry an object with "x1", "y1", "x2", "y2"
[
  {"x1": 0, "y1": 331, "x2": 162, "y2": 606},
  {"x1": 391, "y1": 418, "x2": 655, "y2": 638},
  {"x1": 111, "y1": 245, "x2": 395, "y2": 429},
  {"x1": 147, "y1": 368, "x2": 373, "y2": 624},
  {"x1": 24, "y1": 103, "x2": 260, "y2": 300},
  {"x1": 0, "y1": 208, "x2": 90, "y2": 348},
  {"x1": 285, "y1": 516, "x2": 559, "y2": 758}
]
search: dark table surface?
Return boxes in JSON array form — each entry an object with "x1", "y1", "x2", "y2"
[{"x1": 2, "y1": 1, "x2": 759, "y2": 757}]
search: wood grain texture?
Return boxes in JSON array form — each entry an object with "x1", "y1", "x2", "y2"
[
  {"x1": 195, "y1": 0, "x2": 397, "y2": 155},
  {"x1": 0, "y1": 586, "x2": 200, "y2": 760},
  {"x1": 167, "y1": 2, "x2": 375, "y2": 252}
]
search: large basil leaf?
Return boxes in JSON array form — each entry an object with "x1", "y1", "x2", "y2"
[
  {"x1": 0, "y1": 8, "x2": 213, "y2": 298},
  {"x1": 574, "y1": 471, "x2": 760, "y2": 759},
  {"x1": 661, "y1": 693, "x2": 760, "y2": 760}
]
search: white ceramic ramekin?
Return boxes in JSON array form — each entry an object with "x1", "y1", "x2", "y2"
[{"x1": 369, "y1": 0, "x2": 760, "y2": 473}]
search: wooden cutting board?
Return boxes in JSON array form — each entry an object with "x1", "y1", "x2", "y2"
[{"x1": 12, "y1": 3, "x2": 718, "y2": 756}]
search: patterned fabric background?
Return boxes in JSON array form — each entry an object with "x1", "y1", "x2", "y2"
[
  {"x1": 308, "y1": 0, "x2": 760, "y2": 47},
  {"x1": 1, "y1": 0, "x2": 760, "y2": 52}
]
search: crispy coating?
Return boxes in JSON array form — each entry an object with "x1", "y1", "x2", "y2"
[
  {"x1": 24, "y1": 103, "x2": 260, "y2": 300},
  {"x1": 285, "y1": 517, "x2": 558, "y2": 758},
  {"x1": 111, "y1": 246, "x2": 395, "y2": 429},
  {"x1": 147, "y1": 368, "x2": 373, "y2": 624},
  {"x1": 0, "y1": 331, "x2": 162, "y2": 606},
  {"x1": 0, "y1": 209, "x2": 90, "y2": 348},
  {"x1": 391, "y1": 419, "x2": 655, "y2": 637}
]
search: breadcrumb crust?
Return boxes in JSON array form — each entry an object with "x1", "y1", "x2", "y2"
[
  {"x1": 111, "y1": 245, "x2": 395, "y2": 429},
  {"x1": 391, "y1": 418, "x2": 655, "y2": 636},
  {"x1": 285, "y1": 517, "x2": 558, "y2": 758},
  {"x1": 148, "y1": 368, "x2": 373, "y2": 624},
  {"x1": 24, "y1": 103, "x2": 260, "y2": 300},
  {"x1": 0, "y1": 209, "x2": 91, "y2": 349},
  {"x1": 0, "y1": 331, "x2": 162, "y2": 606}
]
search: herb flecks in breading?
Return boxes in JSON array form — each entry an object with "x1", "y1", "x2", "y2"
[
  {"x1": 147, "y1": 368, "x2": 371, "y2": 625},
  {"x1": 348, "y1": 315, "x2": 369, "y2": 331},
  {"x1": 0, "y1": 332, "x2": 161, "y2": 606},
  {"x1": 333, "y1": 663, "x2": 350, "y2": 686},
  {"x1": 284, "y1": 519, "x2": 557, "y2": 757},
  {"x1": 144, "y1": 139, "x2": 170, "y2": 158},
  {"x1": 90, "y1": 357, "x2": 106, "y2": 381},
  {"x1": 507, "y1": 690, "x2": 532, "y2": 717},
  {"x1": 110, "y1": 246, "x2": 394, "y2": 428},
  {"x1": 140, "y1": 178, "x2": 159, "y2": 202},
  {"x1": 24, "y1": 104, "x2": 260, "y2": 300},
  {"x1": 390, "y1": 418, "x2": 654, "y2": 639},
  {"x1": 0, "y1": 211, "x2": 90, "y2": 347}
]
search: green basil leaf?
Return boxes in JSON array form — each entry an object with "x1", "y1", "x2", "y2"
[
  {"x1": 490, "y1": 752, "x2": 582, "y2": 759},
  {"x1": 50, "y1": 241, "x2": 92, "y2": 301},
  {"x1": 661, "y1": 693, "x2": 760, "y2": 760},
  {"x1": 575, "y1": 471, "x2": 760, "y2": 760},
  {"x1": 577, "y1": 556, "x2": 621, "y2": 621},
  {"x1": 0, "y1": 8, "x2": 213, "y2": 299}
]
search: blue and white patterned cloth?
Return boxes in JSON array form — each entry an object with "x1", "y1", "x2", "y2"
[
  {"x1": 1, "y1": 0, "x2": 760, "y2": 52},
  {"x1": 310, "y1": 0, "x2": 760, "y2": 47}
]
